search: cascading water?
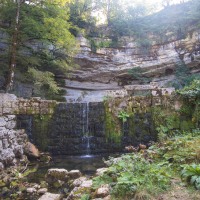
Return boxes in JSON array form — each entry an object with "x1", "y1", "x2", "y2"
[{"x1": 82, "y1": 102, "x2": 93, "y2": 157}]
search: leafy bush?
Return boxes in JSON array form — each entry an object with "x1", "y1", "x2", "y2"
[
  {"x1": 92, "y1": 154, "x2": 172, "y2": 199},
  {"x1": 178, "y1": 79, "x2": 200, "y2": 99},
  {"x1": 181, "y1": 164, "x2": 200, "y2": 190},
  {"x1": 27, "y1": 67, "x2": 60, "y2": 98},
  {"x1": 81, "y1": 194, "x2": 90, "y2": 200},
  {"x1": 91, "y1": 129, "x2": 200, "y2": 199}
]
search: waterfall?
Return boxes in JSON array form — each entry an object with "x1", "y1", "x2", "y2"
[
  {"x1": 82, "y1": 102, "x2": 92, "y2": 156},
  {"x1": 82, "y1": 102, "x2": 90, "y2": 135}
]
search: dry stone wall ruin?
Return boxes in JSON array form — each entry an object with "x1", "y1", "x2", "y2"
[{"x1": 0, "y1": 93, "x2": 56, "y2": 169}]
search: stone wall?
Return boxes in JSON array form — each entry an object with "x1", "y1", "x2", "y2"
[
  {"x1": 0, "y1": 93, "x2": 56, "y2": 115},
  {"x1": 0, "y1": 115, "x2": 27, "y2": 169},
  {"x1": 0, "y1": 93, "x2": 57, "y2": 169},
  {"x1": 45, "y1": 93, "x2": 186, "y2": 155}
]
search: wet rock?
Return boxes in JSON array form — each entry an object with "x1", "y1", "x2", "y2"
[
  {"x1": 68, "y1": 170, "x2": 82, "y2": 179},
  {"x1": 96, "y1": 168, "x2": 108, "y2": 176},
  {"x1": 96, "y1": 185, "x2": 110, "y2": 198},
  {"x1": 38, "y1": 192, "x2": 61, "y2": 200},
  {"x1": 37, "y1": 188, "x2": 48, "y2": 195},
  {"x1": 26, "y1": 187, "x2": 37, "y2": 193},
  {"x1": 46, "y1": 168, "x2": 68, "y2": 183},
  {"x1": 24, "y1": 142, "x2": 40, "y2": 158},
  {"x1": 72, "y1": 177, "x2": 87, "y2": 187},
  {"x1": 53, "y1": 180, "x2": 65, "y2": 188}
]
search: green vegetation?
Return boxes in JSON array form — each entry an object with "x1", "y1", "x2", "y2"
[
  {"x1": 0, "y1": 0, "x2": 77, "y2": 97},
  {"x1": 181, "y1": 164, "x2": 200, "y2": 190},
  {"x1": 171, "y1": 63, "x2": 200, "y2": 89},
  {"x1": 87, "y1": 129, "x2": 200, "y2": 199},
  {"x1": 118, "y1": 110, "x2": 130, "y2": 123}
]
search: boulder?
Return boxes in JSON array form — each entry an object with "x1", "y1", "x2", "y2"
[
  {"x1": 72, "y1": 177, "x2": 87, "y2": 187},
  {"x1": 96, "y1": 185, "x2": 110, "y2": 198},
  {"x1": 38, "y1": 192, "x2": 61, "y2": 200},
  {"x1": 37, "y1": 188, "x2": 48, "y2": 195},
  {"x1": 68, "y1": 170, "x2": 82, "y2": 179},
  {"x1": 26, "y1": 187, "x2": 37, "y2": 193},
  {"x1": 24, "y1": 142, "x2": 40, "y2": 159},
  {"x1": 46, "y1": 168, "x2": 68, "y2": 183},
  {"x1": 96, "y1": 168, "x2": 108, "y2": 176},
  {"x1": 80, "y1": 180, "x2": 92, "y2": 188}
]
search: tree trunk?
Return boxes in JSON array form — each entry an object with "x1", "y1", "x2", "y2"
[{"x1": 3, "y1": 0, "x2": 21, "y2": 92}]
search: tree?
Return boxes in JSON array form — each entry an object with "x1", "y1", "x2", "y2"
[
  {"x1": 0, "y1": 0, "x2": 77, "y2": 95},
  {"x1": 2, "y1": 0, "x2": 22, "y2": 92}
]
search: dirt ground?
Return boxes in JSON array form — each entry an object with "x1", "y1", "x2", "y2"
[{"x1": 157, "y1": 179, "x2": 200, "y2": 200}]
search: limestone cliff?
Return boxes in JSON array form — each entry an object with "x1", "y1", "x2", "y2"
[{"x1": 62, "y1": 30, "x2": 200, "y2": 102}]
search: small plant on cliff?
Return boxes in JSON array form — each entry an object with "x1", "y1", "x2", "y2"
[
  {"x1": 118, "y1": 110, "x2": 130, "y2": 123},
  {"x1": 178, "y1": 79, "x2": 200, "y2": 99}
]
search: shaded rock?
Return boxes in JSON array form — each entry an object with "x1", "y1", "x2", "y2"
[
  {"x1": 24, "y1": 142, "x2": 40, "y2": 158},
  {"x1": 96, "y1": 185, "x2": 110, "y2": 198},
  {"x1": 0, "y1": 148, "x2": 15, "y2": 166},
  {"x1": 72, "y1": 177, "x2": 87, "y2": 187},
  {"x1": 37, "y1": 188, "x2": 48, "y2": 195},
  {"x1": 38, "y1": 192, "x2": 61, "y2": 200},
  {"x1": 53, "y1": 180, "x2": 65, "y2": 188},
  {"x1": 13, "y1": 145, "x2": 23, "y2": 158},
  {"x1": 65, "y1": 187, "x2": 80, "y2": 200},
  {"x1": 96, "y1": 168, "x2": 108, "y2": 176},
  {"x1": 68, "y1": 170, "x2": 82, "y2": 179},
  {"x1": 5, "y1": 120, "x2": 16, "y2": 129}
]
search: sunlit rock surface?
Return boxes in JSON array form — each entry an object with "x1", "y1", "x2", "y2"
[{"x1": 62, "y1": 32, "x2": 200, "y2": 102}]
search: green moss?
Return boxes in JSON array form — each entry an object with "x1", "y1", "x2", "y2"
[
  {"x1": 104, "y1": 101, "x2": 122, "y2": 143},
  {"x1": 32, "y1": 114, "x2": 53, "y2": 151},
  {"x1": 128, "y1": 114, "x2": 135, "y2": 137}
]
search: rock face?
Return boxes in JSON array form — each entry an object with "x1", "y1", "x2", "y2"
[
  {"x1": 0, "y1": 115, "x2": 27, "y2": 168},
  {"x1": 63, "y1": 32, "x2": 200, "y2": 102}
]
